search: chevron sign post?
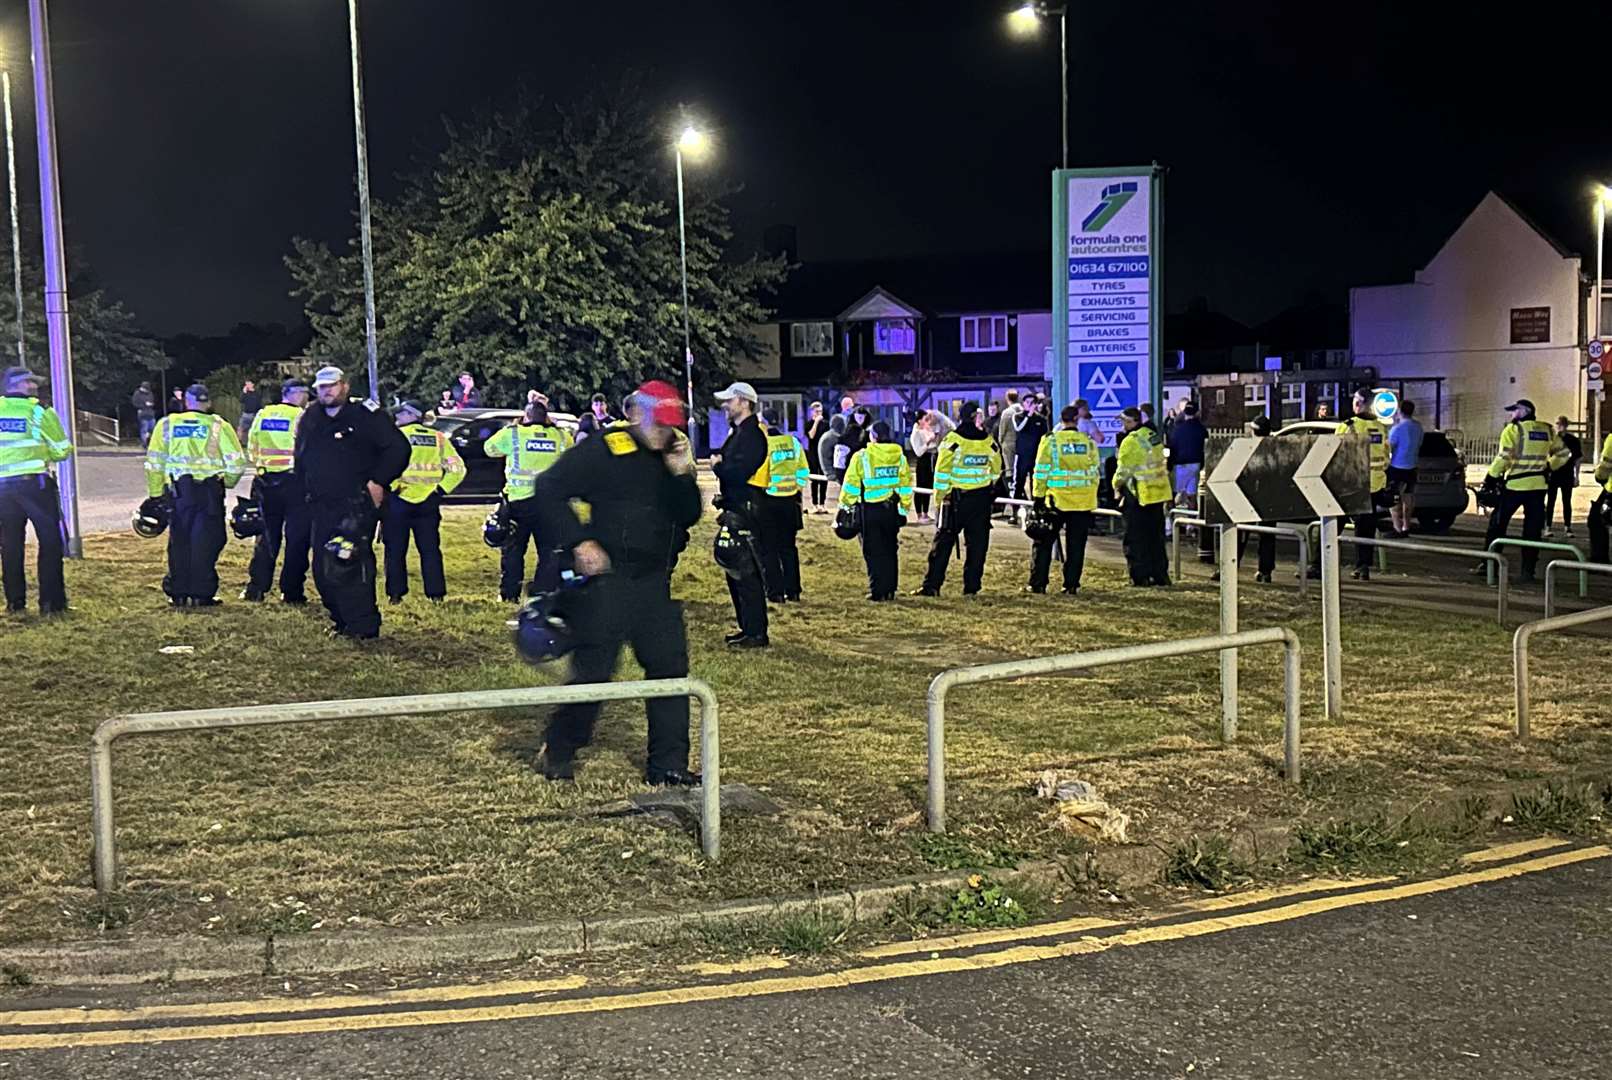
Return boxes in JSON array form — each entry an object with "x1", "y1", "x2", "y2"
[{"x1": 1202, "y1": 433, "x2": 1370, "y2": 724}]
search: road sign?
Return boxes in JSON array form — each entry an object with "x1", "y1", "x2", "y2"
[
  {"x1": 1588, "y1": 340, "x2": 1605, "y2": 362},
  {"x1": 1370, "y1": 388, "x2": 1400, "y2": 422},
  {"x1": 1203, "y1": 434, "x2": 1371, "y2": 526},
  {"x1": 1588, "y1": 359, "x2": 1604, "y2": 380},
  {"x1": 1589, "y1": 379, "x2": 1605, "y2": 392}
]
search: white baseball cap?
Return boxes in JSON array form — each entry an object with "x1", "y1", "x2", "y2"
[
  {"x1": 714, "y1": 381, "x2": 759, "y2": 404},
  {"x1": 313, "y1": 366, "x2": 345, "y2": 388}
]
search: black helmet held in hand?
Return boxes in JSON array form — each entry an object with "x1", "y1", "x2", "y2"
[
  {"x1": 832, "y1": 506, "x2": 861, "y2": 540},
  {"x1": 230, "y1": 496, "x2": 265, "y2": 540},
  {"x1": 131, "y1": 496, "x2": 170, "y2": 539}
]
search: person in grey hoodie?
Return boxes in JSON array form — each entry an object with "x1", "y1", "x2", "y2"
[{"x1": 820, "y1": 413, "x2": 847, "y2": 486}]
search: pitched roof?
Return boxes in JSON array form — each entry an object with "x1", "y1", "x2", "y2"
[{"x1": 770, "y1": 252, "x2": 1052, "y2": 321}]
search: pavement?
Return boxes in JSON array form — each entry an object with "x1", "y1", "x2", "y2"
[{"x1": 3, "y1": 840, "x2": 1609, "y2": 1078}]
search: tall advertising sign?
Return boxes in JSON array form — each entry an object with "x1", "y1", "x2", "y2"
[{"x1": 1052, "y1": 167, "x2": 1163, "y2": 442}]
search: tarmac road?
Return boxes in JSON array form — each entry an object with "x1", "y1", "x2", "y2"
[{"x1": 3, "y1": 843, "x2": 1610, "y2": 1079}]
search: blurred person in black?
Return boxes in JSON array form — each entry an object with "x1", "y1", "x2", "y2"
[
  {"x1": 293, "y1": 366, "x2": 410, "y2": 640},
  {"x1": 710, "y1": 381, "x2": 770, "y2": 647},
  {"x1": 531, "y1": 380, "x2": 703, "y2": 785}
]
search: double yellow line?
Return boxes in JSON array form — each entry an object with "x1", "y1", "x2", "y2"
[{"x1": 1, "y1": 839, "x2": 1602, "y2": 1053}]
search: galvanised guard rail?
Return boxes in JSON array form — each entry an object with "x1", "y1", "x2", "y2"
[
  {"x1": 1512, "y1": 606, "x2": 1612, "y2": 738},
  {"x1": 90, "y1": 679, "x2": 721, "y2": 896},
  {"x1": 925, "y1": 627, "x2": 1302, "y2": 833},
  {"x1": 1544, "y1": 559, "x2": 1612, "y2": 618},
  {"x1": 1487, "y1": 539, "x2": 1585, "y2": 596},
  {"x1": 1169, "y1": 511, "x2": 1310, "y2": 595},
  {"x1": 1339, "y1": 536, "x2": 1510, "y2": 626}
]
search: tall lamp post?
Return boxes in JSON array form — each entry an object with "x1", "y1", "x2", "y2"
[
  {"x1": 1008, "y1": 2, "x2": 1070, "y2": 169},
  {"x1": 27, "y1": 0, "x2": 81, "y2": 557},
  {"x1": 674, "y1": 121, "x2": 711, "y2": 419},
  {"x1": 3, "y1": 71, "x2": 23, "y2": 365},
  {"x1": 347, "y1": 0, "x2": 380, "y2": 404},
  {"x1": 1593, "y1": 185, "x2": 1610, "y2": 466}
]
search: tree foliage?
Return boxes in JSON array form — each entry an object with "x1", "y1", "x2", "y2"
[{"x1": 287, "y1": 91, "x2": 788, "y2": 409}]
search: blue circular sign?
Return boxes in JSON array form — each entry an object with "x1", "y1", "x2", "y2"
[{"x1": 1371, "y1": 388, "x2": 1400, "y2": 421}]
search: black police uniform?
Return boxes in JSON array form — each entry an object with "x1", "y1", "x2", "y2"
[
  {"x1": 0, "y1": 395, "x2": 66, "y2": 614},
  {"x1": 920, "y1": 419, "x2": 999, "y2": 596},
  {"x1": 533, "y1": 425, "x2": 704, "y2": 778},
  {"x1": 294, "y1": 399, "x2": 410, "y2": 638},
  {"x1": 247, "y1": 468, "x2": 312, "y2": 603},
  {"x1": 710, "y1": 413, "x2": 770, "y2": 641}
]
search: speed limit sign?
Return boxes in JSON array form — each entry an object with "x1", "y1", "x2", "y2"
[{"x1": 1589, "y1": 339, "x2": 1606, "y2": 362}]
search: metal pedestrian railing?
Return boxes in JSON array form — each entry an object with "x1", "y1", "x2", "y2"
[
  {"x1": 75, "y1": 409, "x2": 120, "y2": 446},
  {"x1": 924, "y1": 627, "x2": 1302, "y2": 833},
  {"x1": 1169, "y1": 511, "x2": 1310, "y2": 596},
  {"x1": 90, "y1": 680, "x2": 722, "y2": 896},
  {"x1": 1513, "y1": 606, "x2": 1612, "y2": 738},
  {"x1": 1340, "y1": 536, "x2": 1510, "y2": 626},
  {"x1": 1487, "y1": 539, "x2": 1586, "y2": 594},
  {"x1": 1544, "y1": 559, "x2": 1612, "y2": 618}
]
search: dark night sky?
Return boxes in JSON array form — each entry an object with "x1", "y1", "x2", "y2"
[{"x1": 0, "y1": 0, "x2": 1603, "y2": 337}]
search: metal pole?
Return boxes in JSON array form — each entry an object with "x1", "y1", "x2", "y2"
[
  {"x1": 676, "y1": 146, "x2": 694, "y2": 418},
  {"x1": 1283, "y1": 631, "x2": 1302, "y2": 783},
  {"x1": 27, "y1": 0, "x2": 81, "y2": 558},
  {"x1": 1320, "y1": 516, "x2": 1343, "y2": 720},
  {"x1": 4, "y1": 72, "x2": 23, "y2": 364},
  {"x1": 1058, "y1": 9, "x2": 1069, "y2": 170},
  {"x1": 347, "y1": 0, "x2": 380, "y2": 404},
  {"x1": 1220, "y1": 524, "x2": 1238, "y2": 742},
  {"x1": 1594, "y1": 198, "x2": 1604, "y2": 468}
]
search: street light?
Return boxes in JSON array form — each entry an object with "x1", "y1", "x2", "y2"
[
  {"x1": 346, "y1": 0, "x2": 380, "y2": 404},
  {"x1": 673, "y1": 118, "x2": 712, "y2": 420},
  {"x1": 3, "y1": 69, "x2": 25, "y2": 366},
  {"x1": 1005, "y1": 2, "x2": 1069, "y2": 169},
  {"x1": 1592, "y1": 184, "x2": 1611, "y2": 466}
]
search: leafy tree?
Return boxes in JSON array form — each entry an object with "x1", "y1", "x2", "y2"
[
  {"x1": 287, "y1": 90, "x2": 788, "y2": 409},
  {"x1": 0, "y1": 217, "x2": 168, "y2": 415}
]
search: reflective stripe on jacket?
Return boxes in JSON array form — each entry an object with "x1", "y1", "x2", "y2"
[
  {"x1": 1336, "y1": 415, "x2": 1389, "y2": 493},
  {"x1": 485, "y1": 423, "x2": 572, "y2": 502},
  {"x1": 392, "y1": 422, "x2": 467, "y2": 503},
  {"x1": 1033, "y1": 428, "x2": 1100, "y2": 512},
  {"x1": 839, "y1": 443, "x2": 913, "y2": 516},
  {"x1": 1115, "y1": 427, "x2": 1172, "y2": 506},
  {"x1": 246, "y1": 403, "x2": 302, "y2": 474},
  {"x1": 0, "y1": 396, "x2": 71, "y2": 479},
  {"x1": 933, "y1": 432, "x2": 1001, "y2": 494},
  {"x1": 749, "y1": 432, "x2": 810, "y2": 497},
  {"x1": 1488, "y1": 419, "x2": 1567, "y2": 492},
  {"x1": 144, "y1": 411, "x2": 244, "y2": 497}
]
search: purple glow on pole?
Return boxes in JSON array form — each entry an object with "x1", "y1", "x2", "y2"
[{"x1": 28, "y1": 0, "x2": 81, "y2": 557}]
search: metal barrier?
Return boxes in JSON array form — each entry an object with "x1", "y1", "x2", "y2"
[
  {"x1": 1544, "y1": 559, "x2": 1612, "y2": 618},
  {"x1": 925, "y1": 627, "x2": 1302, "y2": 833},
  {"x1": 89, "y1": 679, "x2": 722, "y2": 895},
  {"x1": 1487, "y1": 539, "x2": 1586, "y2": 595},
  {"x1": 1339, "y1": 536, "x2": 1510, "y2": 626},
  {"x1": 1512, "y1": 606, "x2": 1612, "y2": 738},
  {"x1": 1169, "y1": 512, "x2": 1310, "y2": 596},
  {"x1": 807, "y1": 472, "x2": 1120, "y2": 522},
  {"x1": 75, "y1": 409, "x2": 120, "y2": 446}
]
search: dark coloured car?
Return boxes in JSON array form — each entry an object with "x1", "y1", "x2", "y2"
[
  {"x1": 1276, "y1": 421, "x2": 1468, "y2": 532},
  {"x1": 430, "y1": 409, "x2": 578, "y2": 503}
]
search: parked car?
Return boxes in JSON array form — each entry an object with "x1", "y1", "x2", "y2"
[
  {"x1": 1276, "y1": 420, "x2": 1468, "y2": 532},
  {"x1": 429, "y1": 408, "x2": 578, "y2": 503}
]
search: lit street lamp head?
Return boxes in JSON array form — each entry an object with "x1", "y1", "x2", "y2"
[
  {"x1": 1007, "y1": 3, "x2": 1044, "y2": 35},
  {"x1": 676, "y1": 125, "x2": 711, "y2": 159}
]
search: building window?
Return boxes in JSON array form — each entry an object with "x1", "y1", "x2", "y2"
[
  {"x1": 790, "y1": 322, "x2": 834, "y2": 358},
  {"x1": 874, "y1": 319, "x2": 916, "y2": 355},
  {"x1": 960, "y1": 315, "x2": 1009, "y2": 353},
  {"x1": 1280, "y1": 381, "x2": 1305, "y2": 421},
  {"x1": 1244, "y1": 383, "x2": 1270, "y2": 422}
]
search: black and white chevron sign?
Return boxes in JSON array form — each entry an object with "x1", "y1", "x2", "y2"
[{"x1": 1203, "y1": 434, "x2": 1371, "y2": 526}]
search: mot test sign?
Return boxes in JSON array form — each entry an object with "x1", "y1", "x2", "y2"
[{"x1": 1054, "y1": 168, "x2": 1161, "y2": 440}]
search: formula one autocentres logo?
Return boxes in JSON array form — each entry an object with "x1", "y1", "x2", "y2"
[{"x1": 1081, "y1": 181, "x2": 1137, "y2": 233}]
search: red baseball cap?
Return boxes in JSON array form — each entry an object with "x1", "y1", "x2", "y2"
[{"x1": 636, "y1": 380, "x2": 686, "y2": 428}]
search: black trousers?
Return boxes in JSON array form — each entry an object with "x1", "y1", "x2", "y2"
[
  {"x1": 922, "y1": 487, "x2": 994, "y2": 594},
  {"x1": 382, "y1": 492, "x2": 445, "y2": 600},
  {"x1": 1121, "y1": 499, "x2": 1170, "y2": 586},
  {"x1": 1545, "y1": 472, "x2": 1576, "y2": 530},
  {"x1": 502, "y1": 497, "x2": 559, "y2": 600},
  {"x1": 310, "y1": 495, "x2": 382, "y2": 637},
  {"x1": 722, "y1": 510, "x2": 768, "y2": 639},
  {"x1": 1350, "y1": 510, "x2": 1378, "y2": 571},
  {"x1": 0, "y1": 473, "x2": 66, "y2": 613},
  {"x1": 756, "y1": 496, "x2": 802, "y2": 600},
  {"x1": 163, "y1": 477, "x2": 227, "y2": 603},
  {"x1": 246, "y1": 472, "x2": 311, "y2": 601},
  {"x1": 1234, "y1": 529, "x2": 1278, "y2": 576},
  {"x1": 914, "y1": 454, "x2": 935, "y2": 516},
  {"x1": 545, "y1": 572, "x2": 690, "y2": 773},
  {"x1": 809, "y1": 477, "x2": 828, "y2": 508},
  {"x1": 1485, "y1": 487, "x2": 1547, "y2": 577},
  {"x1": 1029, "y1": 509, "x2": 1092, "y2": 592},
  {"x1": 860, "y1": 500, "x2": 902, "y2": 599},
  {"x1": 1589, "y1": 492, "x2": 1610, "y2": 565}
]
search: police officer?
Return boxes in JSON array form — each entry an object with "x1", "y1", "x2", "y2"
[
  {"x1": 0, "y1": 365, "x2": 72, "y2": 615},
  {"x1": 1589, "y1": 433, "x2": 1612, "y2": 566},
  {"x1": 531, "y1": 380, "x2": 704, "y2": 784},
  {"x1": 242, "y1": 377, "x2": 312, "y2": 604},
  {"x1": 144, "y1": 383, "x2": 244, "y2": 607},
  {"x1": 1477, "y1": 398, "x2": 1569, "y2": 585},
  {"x1": 383, "y1": 399, "x2": 466, "y2": 604},
  {"x1": 1114, "y1": 405, "x2": 1172, "y2": 587},
  {"x1": 1027, "y1": 405, "x2": 1100, "y2": 596},
  {"x1": 294, "y1": 366, "x2": 410, "y2": 639},
  {"x1": 839, "y1": 419, "x2": 911, "y2": 601},
  {"x1": 485, "y1": 399, "x2": 572, "y2": 600},
  {"x1": 1337, "y1": 388, "x2": 1389, "y2": 581},
  {"x1": 915, "y1": 401, "x2": 1002, "y2": 597},
  {"x1": 710, "y1": 381, "x2": 770, "y2": 647},
  {"x1": 751, "y1": 408, "x2": 809, "y2": 603}
]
